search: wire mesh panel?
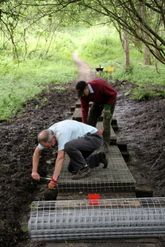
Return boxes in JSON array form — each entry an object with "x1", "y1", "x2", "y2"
[
  {"x1": 28, "y1": 197, "x2": 165, "y2": 241},
  {"x1": 58, "y1": 144, "x2": 136, "y2": 192},
  {"x1": 57, "y1": 107, "x2": 134, "y2": 192}
]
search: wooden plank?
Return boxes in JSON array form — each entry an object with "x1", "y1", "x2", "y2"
[
  {"x1": 46, "y1": 239, "x2": 163, "y2": 247},
  {"x1": 39, "y1": 199, "x2": 141, "y2": 209},
  {"x1": 72, "y1": 107, "x2": 118, "y2": 126}
]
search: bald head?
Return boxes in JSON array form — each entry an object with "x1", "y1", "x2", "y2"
[{"x1": 38, "y1": 129, "x2": 54, "y2": 144}]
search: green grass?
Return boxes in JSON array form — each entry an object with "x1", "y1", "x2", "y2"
[
  {"x1": 0, "y1": 32, "x2": 78, "y2": 119},
  {"x1": 0, "y1": 59, "x2": 78, "y2": 119}
]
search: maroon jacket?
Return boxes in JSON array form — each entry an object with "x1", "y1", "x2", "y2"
[{"x1": 80, "y1": 79, "x2": 117, "y2": 123}]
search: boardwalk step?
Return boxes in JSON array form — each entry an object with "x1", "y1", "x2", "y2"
[
  {"x1": 58, "y1": 145, "x2": 136, "y2": 193},
  {"x1": 121, "y1": 151, "x2": 130, "y2": 162},
  {"x1": 135, "y1": 185, "x2": 153, "y2": 198},
  {"x1": 72, "y1": 105, "x2": 118, "y2": 127},
  {"x1": 117, "y1": 141, "x2": 128, "y2": 151}
]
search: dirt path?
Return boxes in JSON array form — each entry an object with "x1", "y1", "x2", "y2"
[
  {"x1": 0, "y1": 52, "x2": 165, "y2": 247},
  {"x1": 73, "y1": 50, "x2": 96, "y2": 81}
]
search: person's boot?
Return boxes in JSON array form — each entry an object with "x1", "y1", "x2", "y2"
[
  {"x1": 97, "y1": 151, "x2": 108, "y2": 168},
  {"x1": 71, "y1": 165, "x2": 91, "y2": 180}
]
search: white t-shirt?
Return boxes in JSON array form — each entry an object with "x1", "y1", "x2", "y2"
[{"x1": 38, "y1": 119, "x2": 98, "y2": 151}]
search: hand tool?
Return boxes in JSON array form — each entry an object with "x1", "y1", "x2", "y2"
[{"x1": 40, "y1": 177, "x2": 51, "y2": 181}]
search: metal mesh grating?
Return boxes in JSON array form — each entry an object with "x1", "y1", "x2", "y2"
[
  {"x1": 47, "y1": 113, "x2": 135, "y2": 192},
  {"x1": 28, "y1": 197, "x2": 165, "y2": 241},
  {"x1": 58, "y1": 144, "x2": 136, "y2": 192}
]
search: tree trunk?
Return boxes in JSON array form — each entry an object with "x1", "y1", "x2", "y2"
[
  {"x1": 123, "y1": 29, "x2": 130, "y2": 67},
  {"x1": 144, "y1": 45, "x2": 151, "y2": 65},
  {"x1": 140, "y1": 2, "x2": 151, "y2": 65}
]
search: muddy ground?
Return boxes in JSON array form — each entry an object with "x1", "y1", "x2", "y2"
[{"x1": 0, "y1": 54, "x2": 165, "y2": 247}]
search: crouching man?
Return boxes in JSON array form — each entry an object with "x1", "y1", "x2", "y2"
[{"x1": 31, "y1": 119, "x2": 108, "y2": 190}]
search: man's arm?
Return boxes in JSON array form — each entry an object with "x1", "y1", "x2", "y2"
[
  {"x1": 52, "y1": 150, "x2": 65, "y2": 180},
  {"x1": 31, "y1": 147, "x2": 43, "y2": 180},
  {"x1": 48, "y1": 150, "x2": 65, "y2": 189},
  {"x1": 101, "y1": 82, "x2": 117, "y2": 105},
  {"x1": 81, "y1": 99, "x2": 89, "y2": 123}
]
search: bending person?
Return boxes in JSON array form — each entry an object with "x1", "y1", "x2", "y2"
[
  {"x1": 76, "y1": 79, "x2": 117, "y2": 153},
  {"x1": 31, "y1": 119, "x2": 108, "y2": 190}
]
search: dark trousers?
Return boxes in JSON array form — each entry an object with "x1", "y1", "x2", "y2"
[
  {"x1": 87, "y1": 102, "x2": 116, "y2": 147},
  {"x1": 64, "y1": 132, "x2": 102, "y2": 172}
]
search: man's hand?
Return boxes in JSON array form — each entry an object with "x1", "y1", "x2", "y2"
[
  {"x1": 103, "y1": 104, "x2": 112, "y2": 119},
  {"x1": 48, "y1": 178, "x2": 58, "y2": 190},
  {"x1": 31, "y1": 171, "x2": 40, "y2": 181}
]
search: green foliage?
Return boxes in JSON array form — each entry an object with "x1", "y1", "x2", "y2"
[
  {"x1": 78, "y1": 26, "x2": 122, "y2": 64},
  {"x1": 21, "y1": 225, "x2": 28, "y2": 232},
  {"x1": 0, "y1": 30, "x2": 78, "y2": 119},
  {"x1": 125, "y1": 87, "x2": 165, "y2": 101}
]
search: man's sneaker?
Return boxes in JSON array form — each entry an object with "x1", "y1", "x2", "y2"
[
  {"x1": 71, "y1": 165, "x2": 91, "y2": 180},
  {"x1": 97, "y1": 151, "x2": 108, "y2": 169}
]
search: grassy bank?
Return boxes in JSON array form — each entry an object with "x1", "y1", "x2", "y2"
[{"x1": 0, "y1": 31, "x2": 78, "y2": 120}]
